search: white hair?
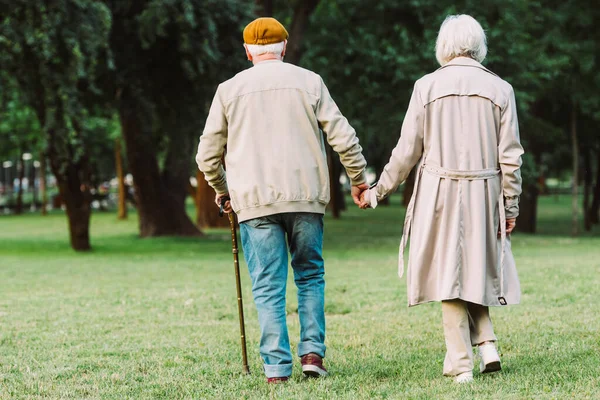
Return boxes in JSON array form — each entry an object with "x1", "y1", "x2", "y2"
[
  {"x1": 245, "y1": 41, "x2": 286, "y2": 58},
  {"x1": 435, "y1": 15, "x2": 487, "y2": 66}
]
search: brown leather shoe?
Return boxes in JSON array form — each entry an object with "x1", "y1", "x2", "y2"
[
  {"x1": 301, "y1": 353, "x2": 328, "y2": 377},
  {"x1": 267, "y1": 377, "x2": 289, "y2": 384}
]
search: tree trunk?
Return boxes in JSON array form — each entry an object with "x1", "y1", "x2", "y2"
[
  {"x1": 285, "y1": 0, "x2": 321, "y2": 65},
  {"x1": 590, "y1": 150, "x2": 600, "y2": 225},
  {"x1": 517, "y1": 182, "x2": 539, "y2": 233},
  {"x1": 583, "y1": 149, "x2": 592, "y2": 231},
  {"x1": 55, "y1": 165, "x2": 92, "y2": 251},
  {"x1": 118, "y1": 95, "x2": 201, "y2": 237},
  {"x1": 327, "y1": 144, "x2": 342, "y2": 218},
  {"x1": 15, "y1": 153, "x2": 25, "y2": 215},
  {"x1": 334, "y1": 155, "x2": 346, "y2": 212},
  {"x1": 31, "y1": 90, "x2": 92, "y2": 250},
  {"x1": 537, "y1": 173, "x2": 547, "y2": 195},
  {"x1": 570, "y1": 103, "x2": 579, "y2": 236},
  {"x1": 40, "y1": 150, "x2": 47, "y2": 216},
  {"x1": 31, "y1": 158, "x2": 37, "y2": 210},
  {"x1": 194, "y1": 170, "x2": 201, "y2": 224},
  {"x1": 115, "y1": 137, "x2": 128, "y2": 220},
  {"x1": 15, "y1": 154, "x2": 25, "y2": 215},
  {"x1": 46, "y1": 131, "x2": 93, "y2": 251},
  {"x1": 402, "y1": 168, "x2": 416, "y2": 207},
  {"x1": 195, "y1": 170, "x2": 229, "y2": 228}
]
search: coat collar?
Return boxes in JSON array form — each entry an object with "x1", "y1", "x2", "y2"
[{"x1": 438, "y1": 57, "x2": 499, "y2": 77}]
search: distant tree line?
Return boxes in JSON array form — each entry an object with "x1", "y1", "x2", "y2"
[{"x1": 1, "y1": 0, "x2": 598, "y2": 250}]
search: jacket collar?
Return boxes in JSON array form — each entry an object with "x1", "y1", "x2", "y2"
[
  {"x1": 253, "y1": 59, "x2": 283, "y2": 67},
  {"x1": 438, "y1": 57, "x2": 498, "y2": 77}
]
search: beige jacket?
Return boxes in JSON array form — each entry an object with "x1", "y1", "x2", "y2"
[
  {"x1": 196, "y1": 60, "x2": 367, "y2": 222},
  {"x1": 369, "y1": 57, "x2": 524, "y2": 307}
]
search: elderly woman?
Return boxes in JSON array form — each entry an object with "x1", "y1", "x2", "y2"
[{"x1": 361, "y1": 15, "x2": 524, "y2": 383}]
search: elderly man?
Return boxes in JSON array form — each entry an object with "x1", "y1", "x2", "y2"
[
  {"x1": 361, "y1": 15, "x2": 524, "y2": 383},
  {"x1": 196, "y1": 17, "x2": 368, "y2": 383}
]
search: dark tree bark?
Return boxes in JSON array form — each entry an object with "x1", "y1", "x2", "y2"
[
  {"x1": 118, "y1": 94, "x2": 202, "y2": 237},
  {"x1": 327, "y1": 144, "x2": 342, "y2": 219},
  {"x1": 583, "y1": 148, "x2": 592, "y2": 231},
  {"x1": 570, "y1": 103, "x2": 579, "y2": 236},
  {"x1": 40, "y1": 150, "x2": 48, "y2": 216},
  {"x1": 32, "y1": 95, "x2": 92, "y2": 250},
  {"x1": 285, "y1": 0, "x2": 321, "y2": 65},
  {"x1": 45, "y1": 124, "x2": 93, "y2": 251},
  {"x1": 115, "y1": 137, "x2": 128, "y2": 220},
  {"x1": 15, "y1": 153, "x2": 25, "y2": 215},
  {"x1": 53, "y1": 162, "x2": 93, "y2": 251},
  {"x1": 518, "y1": 182, "x2": 539, "y2": 233},
  {"x1": 195, "y1": 170, "x2": 229, "y2": 228},
  {"x1": 31, "y1": 157, "x2": 37, "y2": 209},
  {"x1": 590, "y1": 150, "x2": 600, "y2": 225}
]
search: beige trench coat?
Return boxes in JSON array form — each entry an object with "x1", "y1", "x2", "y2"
[{"x1": 372, "y1": 57, "x2": 524, "y2": 307}]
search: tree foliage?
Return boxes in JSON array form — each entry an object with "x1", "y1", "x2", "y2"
[
  {"x1": 106, "y1": 0, "x2": 253, "y2": 237},
  {"x1": 1, "y1": 0, "x2": 599, "y2": 239},
  {"x1": 1, "y1": 0, "x2": 113, "y2": 250}
]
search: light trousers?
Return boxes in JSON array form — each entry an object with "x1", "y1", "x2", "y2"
[{"x1": 441, "y1": 299, "x2": 497, "y2": 376}]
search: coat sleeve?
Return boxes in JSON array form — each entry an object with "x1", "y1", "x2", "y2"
[
  {"x1": 316, "y1": 77, "x2": 367, "y2": 186},
  {"x1": 195, "y1": 86, "x2": 228, "y2": 195},
  {"x1": 374, "y1": 82, "x2": 425, "y2": 201},
  {"x1": 498, "y1": 87, "x2": 524, "y2": 218}
]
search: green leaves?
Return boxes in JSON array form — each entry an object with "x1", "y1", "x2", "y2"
[
  {"x1": 0, "y1": 85, "x2": 41, "y2": 160},
  {"x1": 297, "y1": 0, "x2": 600, "y2": 176}
]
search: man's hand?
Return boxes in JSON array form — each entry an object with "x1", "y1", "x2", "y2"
[
  {"x1": 351, "y1": 183, "x2": 369, "y2": 207},
  {"x1": 499, "y1": 218, "x2": 517, "y2": 236},
  {"x1": 215, "y1": 193, "x2": 232, "y2": 214}
]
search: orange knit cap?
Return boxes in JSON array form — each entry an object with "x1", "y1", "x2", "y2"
[{"x1": 243, "y1": 17, "x2": 289, "y2": 45}]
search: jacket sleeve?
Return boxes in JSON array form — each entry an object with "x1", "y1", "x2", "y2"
[
  {"x1": 316, "y1": 77, "x2": 367, "y2": 185},
  {"x1": 374, "y1": 82, "x2": 425, "y2": 201},
  {"x1": 498, "y1": 87, "x2": 524, "y2": 218},
  {"x1": 195, "y1": 86, "x2": 228, "y2": 195}
]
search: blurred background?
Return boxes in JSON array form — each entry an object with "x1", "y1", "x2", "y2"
[{"x1": 1, "y1": 0, "x2": 599, "y2": 249}]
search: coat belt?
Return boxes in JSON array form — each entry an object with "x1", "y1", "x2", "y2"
[
  {"x1": 399, "y1": 163, "x2": 507, "y2": 304},
  {"x1": 423, "y1": 165, "x2": 500, "y2": 180}
]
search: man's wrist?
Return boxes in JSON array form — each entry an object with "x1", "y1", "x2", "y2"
[
  {"x1": 214, "y1": 185, "x2": 229, "y2": 196},
  {"x1": 350, "y1": 171, "x2": 367, "y2": 186}
]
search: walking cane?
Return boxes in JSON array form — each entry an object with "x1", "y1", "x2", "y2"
[{"x1": 220, "y1": 198, "x2": 250, "y2": 375}]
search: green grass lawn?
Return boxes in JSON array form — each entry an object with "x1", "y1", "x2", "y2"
[{"x1": 0, "y1": 195, "x2": 599, "y2": 399}]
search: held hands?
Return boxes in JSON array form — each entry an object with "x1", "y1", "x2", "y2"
[
  {"x1": 351, "y1": 183, "x2": 369, "y2": 208},
  {"x1": 358, "y1": 190, "x2": 370, "y2": 209},
  {"x1": 351, "y1": 183, "x2": 373, "y2": 210},
  {"x1": 215, "y1": 193, "x2": 233, "y2": 214}
]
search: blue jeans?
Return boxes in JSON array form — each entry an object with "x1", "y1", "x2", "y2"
[{"x1": 240, "y1": 212, "x2": 326, "y2": 378}]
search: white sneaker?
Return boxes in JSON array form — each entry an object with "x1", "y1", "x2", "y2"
[
  {"x1": 479, "y1": 343, "x2": 501, "y2": 373},
  {"x1": 455, "y1": 371, "x2": 474, "y2": 383}
]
